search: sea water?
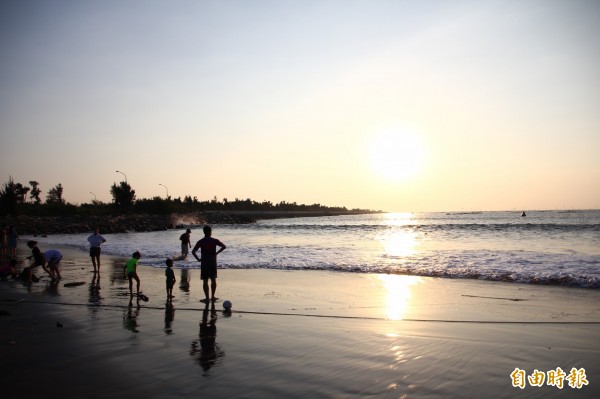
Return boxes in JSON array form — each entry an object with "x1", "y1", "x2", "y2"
[{"x1": 28, "y1": 210, "x2": 600, "y2": 288}]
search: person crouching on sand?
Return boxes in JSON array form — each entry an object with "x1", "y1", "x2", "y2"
[
  {"x1": 124, "y1": 251, "x2": 141, "y2": 296},
  {"x1": 26, "y1": 240, "x2": 52, "y2": 282},
  {"x1": 0, "y1": 259, "x2": 18, "y2": 280}
]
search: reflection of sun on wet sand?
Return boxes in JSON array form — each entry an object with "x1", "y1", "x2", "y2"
[{"x1": 378, "y1": 274, "x2": 422, "y2": 320}]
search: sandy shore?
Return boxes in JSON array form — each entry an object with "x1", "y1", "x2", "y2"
[{"x1": 1, "y1": 242, "x2": 599, "y2": 398}]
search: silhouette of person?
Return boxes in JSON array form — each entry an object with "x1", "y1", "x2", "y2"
[
  {"x1": 165, "y1": 258, "x2": 176, "y2": 301},
  {"x1": 7, "y1": 226, "x2": 18, "y2": 259},
  {"x1": 87, "y1": 228, "x2": 106, "y2": 273},
  {"x1": 192, "y1": 225, "x2": 226, "y2": 303},
  {"x1": 179, "y1": 229, "x2": 192, "y2": 258},
  {"x1": 124, "y1": 251, "x2": 141, "y2": 296}
]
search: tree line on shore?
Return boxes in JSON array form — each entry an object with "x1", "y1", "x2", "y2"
[{"x1": 0, "y1": 177, "x2": 379, "y2": 217}]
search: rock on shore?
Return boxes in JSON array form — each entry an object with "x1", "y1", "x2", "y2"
[{"x1": 0, "y1": 212, "x2": 255, "y2": 235}]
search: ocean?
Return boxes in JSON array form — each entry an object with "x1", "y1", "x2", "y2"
[{"x1": 27, "y1": 210, "x2": 600, "y2": 289}]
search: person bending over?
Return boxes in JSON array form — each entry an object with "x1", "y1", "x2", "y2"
[{"x1": 44, "y1": 249, "x2": 63, "y2": 279}]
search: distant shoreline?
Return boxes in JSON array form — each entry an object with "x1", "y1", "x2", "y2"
[{"x1": 0, "y1": 210, "x2": 381, "y2": 235}]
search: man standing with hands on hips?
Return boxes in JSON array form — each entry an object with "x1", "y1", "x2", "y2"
[{"x1": 192, "y1": 225, "x2": 226, "y2": 303}]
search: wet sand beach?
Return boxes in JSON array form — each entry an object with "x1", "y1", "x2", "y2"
[{"x1": 1, "y1": 243, "x2": 599, "y2": 398}]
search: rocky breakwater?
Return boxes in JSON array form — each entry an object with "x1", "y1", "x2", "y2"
[{"x1": 1, "y1": 212, "x2": 255, "y2": 235}]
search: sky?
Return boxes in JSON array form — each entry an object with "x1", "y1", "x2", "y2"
[{"x1": 1, "y1": 0, "x2": 599, "y2": 212}]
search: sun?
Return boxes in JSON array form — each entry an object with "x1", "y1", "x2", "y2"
[{"x1": 369, "y1": 129, "x2": 426, "y2": 183}]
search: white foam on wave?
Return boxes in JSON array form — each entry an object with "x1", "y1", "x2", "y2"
[{"x1": 22, "y1": 210, "x2": 600, "y2": 289}]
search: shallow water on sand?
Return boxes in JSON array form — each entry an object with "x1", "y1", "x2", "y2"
[{"x1": 2, "y1": 247, "x2": 599, "y2": 399}]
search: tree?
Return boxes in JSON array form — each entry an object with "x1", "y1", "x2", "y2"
[
  {"x1": 0, "y1": 177, "x2": 19, "y2": 214},
  {"x1": 29, "y1": 181, "x2": 42, "y2": 204},
  {"x1": 46, "y1": 183, "x2": 65, "y2": 205},
  {"x1": 0, "y1": 177, "x2": 33, "y2": 214},
  {"x1": 15, "y1": 182, "x2": 29, "y2": 204},
  {"x1": 111, "y1": 181, "x2": 136, "y2": 208}
]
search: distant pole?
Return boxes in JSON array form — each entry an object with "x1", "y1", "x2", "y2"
[
  {"x1": 159, "y1": 183, "x2": 169, "y2": 198},
  {"x1": 90, "y1": 192, "x2": 97, "y2": 201},
  {"x1": 116, "y1": 170, "x2": 127, "y2": 183}
]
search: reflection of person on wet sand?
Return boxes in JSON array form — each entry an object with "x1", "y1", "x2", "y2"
[
  {"x1": 45, "y1": 279, "x2": 60, "y2": 295},
  {"x1": 92, "y1": 272, "x2": 101, "y2": 291},
  {"x1": 179, "y1": 269, "x2": 190, "y2": 292},
  {"x1": 164, "y1": 302, "x2": 175, "y2": 334},
  {"x1": 190, "y1": 302, "x2": 224, "y2": 373},
  {"x1": 124, "y1": 296, "x2": 141, "y2": 333},
  {"x1": 89, "y1": 272, "x2": 102, "y2": 304}
]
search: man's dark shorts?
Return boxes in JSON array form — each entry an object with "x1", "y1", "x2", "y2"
[
  {"x1": 90, "y1": 247, "x2": 101, "y2": 257},
  {"x1": 200, "y1": 263, "x2": 217, "y2": 280}
]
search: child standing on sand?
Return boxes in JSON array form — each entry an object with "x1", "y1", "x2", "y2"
[
  {"x1": 165, "y1": 258, "x2": 176, "y2": 300},
  {"x1": 124, "y1": 251, "x2": 141, "y2": 297}
]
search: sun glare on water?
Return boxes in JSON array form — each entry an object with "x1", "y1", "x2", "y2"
[{"x1": 369, "y1": 129, "x2": 426, "y2": 183}]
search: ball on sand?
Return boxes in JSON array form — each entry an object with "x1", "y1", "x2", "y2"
[{"x1": 223, "y1": 300, "x2": 232, "y2": 310}]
